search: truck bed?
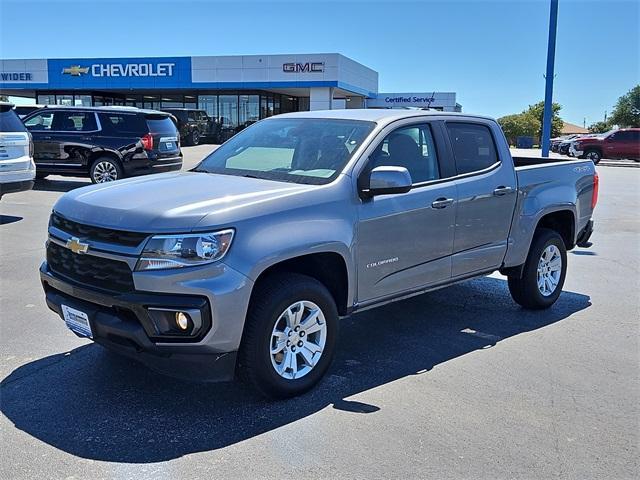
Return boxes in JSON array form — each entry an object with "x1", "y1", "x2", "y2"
[{"x1": 511, "y1": 155, "x2": 582, "y2": 168}]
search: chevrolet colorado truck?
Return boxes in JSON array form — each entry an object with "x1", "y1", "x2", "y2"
[{"x1": 41, "y1": 110, "x2": 598, "y2": 398}]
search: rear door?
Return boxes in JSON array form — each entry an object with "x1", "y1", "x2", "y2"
[
  {"x1": 48, "y1": 110, "x2": 99, "y2": 169},
  {"x1": 356, "y1": 120, "x2": 458, "y2": 302},
  {"x1": 445, "y1": 121, "x2": 517, "y2": 277},
  {"x1": 145, "y1": 114, "x2": 181, "y2": 158}
]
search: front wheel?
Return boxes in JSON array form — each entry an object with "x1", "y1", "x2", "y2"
[
  {"x1": 189, "y1": 129, "x2": 200, "y2": 146},
  {"x1": 508, "y1": 228, "x2": 567, "y2": 310},
  {"x1": 238, "y1": 273, "x2": 338, "y2": 398}
]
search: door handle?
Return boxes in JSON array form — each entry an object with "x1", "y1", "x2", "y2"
[
  {"x1": 40, "y1": 136, "x2": 52, "y2": 140},
  {"x1": 493, "y1": 186, "x2": 514, "y2": 196},
  {"x1": 431, "y1": 197, "x2": 454, "y2": 209}
]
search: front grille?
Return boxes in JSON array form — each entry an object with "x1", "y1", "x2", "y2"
[
  {"x1": 50, "y1": 213, "x2": 149, "y2": 247},
  {"x1": 47, "y1": 241, "x2": 135, "y2": 293}
]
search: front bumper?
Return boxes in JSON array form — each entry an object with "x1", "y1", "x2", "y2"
[{"x1": 40, "y1": 263, "x2": 241, "y2": 382}]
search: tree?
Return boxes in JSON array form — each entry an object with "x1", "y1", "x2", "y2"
[
  {"x1": 609, "y1": 85, "x2": 640, "y2": 128},
  {"x1": 525, "y1": 101, "x2": 564, "y2": 138},
  {"x1": 588, "y1": 121, "x2": 611, "y2": 134},
  {"x1": 498, "y1": 113, "x2": 540, "y2": 145},
  {"x1": 0, "y1": 95, "x2": 8, "y2": 102}
]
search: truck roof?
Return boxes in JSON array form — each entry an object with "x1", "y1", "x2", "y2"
[{"x1": 277, "y1": 108, "x2": 495, "y2": 124}]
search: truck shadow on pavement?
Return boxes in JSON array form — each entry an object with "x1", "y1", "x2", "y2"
[
  {"x1": 1, "y1": 276, "x2": 590, "y2": 464},
  {"x1": 32, "y1": 178, "x2": 91, "y2": 193}
]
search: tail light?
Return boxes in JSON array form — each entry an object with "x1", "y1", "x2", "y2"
[
  {"x1": 141, "y1": 133, "x2": 154, "y2": 151},
  {"x1": 591, "y1": 171, "x2": 599, "y2": 209}
]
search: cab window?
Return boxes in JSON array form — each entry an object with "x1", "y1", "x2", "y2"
[
  {"x1": 370, "y1": 124, "x2": 440, "y2": 183},
  {"x1": 446, "y1": 122, "x2": 498, "y2": 175}
]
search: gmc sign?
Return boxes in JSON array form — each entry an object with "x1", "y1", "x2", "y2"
[{"x1": 282, "y1": 62, "x2": 324, "y2": 73}]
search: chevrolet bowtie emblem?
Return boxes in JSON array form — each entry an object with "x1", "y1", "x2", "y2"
[
  {"x1": 62, "y1": 65, "x2": 89, "y2": 76},
  {"x1": 66, "y1": 237, "x2": 89, "y2": 254}
]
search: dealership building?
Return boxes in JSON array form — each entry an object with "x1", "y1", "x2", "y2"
[{"x1": 0, "y1": 54, "x2": 460, "y2": 130}]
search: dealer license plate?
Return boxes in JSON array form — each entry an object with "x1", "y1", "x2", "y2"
[{"x1": 61, "y1": 304, "x2": 93, "y2": 338}]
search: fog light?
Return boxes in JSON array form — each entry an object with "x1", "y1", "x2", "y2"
[{"x1": 175, "y1": 312, "x2": 190, "y2": 330}]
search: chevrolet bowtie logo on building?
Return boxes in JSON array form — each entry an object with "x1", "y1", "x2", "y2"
[
  {"x1": 65, "y1": 237, "x2": 90, "y2": 254},
  {"x1": 62, "y1": 65, "x2": 89, "y2": 76}
]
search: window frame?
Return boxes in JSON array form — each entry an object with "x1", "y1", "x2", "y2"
[
  {"x1": 444, "y1": 120, "x2": 501, "y2": 177},
  {"x1": 358, "y1": 119, "x2": 456, "y2": 192},
  {"x1": 24, "y1": 110, "x2": 101, "y2": 134}
]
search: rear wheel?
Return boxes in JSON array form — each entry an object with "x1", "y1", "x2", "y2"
[
  {"x1": 239, "y1": 273, "x2": 338, "y2": 398},
  {"x1": 90, "y1": 157, "x2": 123, "y2": 184},
  {"x1": 584, "y1": 149, "x2": 601, "y2": 164},
  {"x1": 508, "y1": 228, "x2": 567, "y2": 310}
]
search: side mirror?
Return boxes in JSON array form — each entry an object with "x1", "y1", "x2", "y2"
[{"x1": 364, "y1": 166, "x2": 412, "y2": 197}]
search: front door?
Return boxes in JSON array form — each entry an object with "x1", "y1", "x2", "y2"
[
  {"x1": 356, "y1": 122, "x2": 457, "y2": 303},
  {"x1": 24, "y1": 110, "x2": 58, "y2": 165}
]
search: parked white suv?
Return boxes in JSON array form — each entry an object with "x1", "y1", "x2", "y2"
[{"x1": 0, "y1": 102, "x2": 35, "y2": 199}]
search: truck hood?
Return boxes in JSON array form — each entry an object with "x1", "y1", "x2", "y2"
[{"x1": 53, "y1": 172, "x2": 314, "y2": 232}]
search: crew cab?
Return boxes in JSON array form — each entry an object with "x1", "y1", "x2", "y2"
[
  {"x1": 40, "y1": 110, "x2": 598, "y2": 398},
  {"x1": 570, "y1": 128, "x2": 640, "y2": 163},
  {"x1": 22, "y1": 106, "x2": 182, "y2": 183}
]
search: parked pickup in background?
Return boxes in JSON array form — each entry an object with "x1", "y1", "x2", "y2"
[
  {"x1": 570, "y1": 128, "x2": 640, "y2": 163},
  {"x1": 41, "y1": 110, "x2": 598, "y2": 398}
]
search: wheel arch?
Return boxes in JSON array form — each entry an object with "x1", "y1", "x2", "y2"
[{"x1": 250, "y1": 251, "x2": 351, "y2": 316}]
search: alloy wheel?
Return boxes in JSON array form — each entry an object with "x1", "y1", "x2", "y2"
[
  {"x1": 93, "y1": 161, "x2": 119, "y2": 183},
  {"x1": 269, "y1": 300, "x2": 327, "y2": 380},
  {"x1": 537, "y1": 244, "x2": 562, "y2": 296}
]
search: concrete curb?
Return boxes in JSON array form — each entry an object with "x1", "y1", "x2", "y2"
[{"x1": 598, "y1": 161, "x2": 640, "y2": 168}]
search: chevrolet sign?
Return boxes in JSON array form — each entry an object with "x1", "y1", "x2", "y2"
[{"x1": 62, "y1": 63, "x2": 175, "y2": 78}]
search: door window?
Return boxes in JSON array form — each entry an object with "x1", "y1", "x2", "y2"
[
  {"x1": 370, "y1": 124, "x2": 440, "y2": 183},
  {"x1": 24, "y1": 111, "x2": 54, "y2": 131},
  {"x1": 446, "y1": 122, "x2": 498, "y2": 175},
  {"x1": 52, "y1": 112, "x2": 98, "y2": 132}
]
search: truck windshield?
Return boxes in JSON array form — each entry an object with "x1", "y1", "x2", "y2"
[{"x1": 195, "y1": 118, "x2": 375, "y2": 185}]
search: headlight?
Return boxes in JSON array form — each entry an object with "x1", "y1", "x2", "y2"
[{"x1": 136, "y1": 229, "x2": 234, "y2": 271}]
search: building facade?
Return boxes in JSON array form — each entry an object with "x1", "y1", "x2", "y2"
[{"x1": 0, "y1": 54, "x2": 461, "y2": 132}]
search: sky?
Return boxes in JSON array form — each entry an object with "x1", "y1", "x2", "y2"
[{"x1": 0, "y1": 0, "x2": 638, "y2": 126}]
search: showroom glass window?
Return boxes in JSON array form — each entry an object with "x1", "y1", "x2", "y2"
[
  {"x1": 219, "y1": 95, "x2": 239, "y2": 129},
  {"x1": 446, "y1": 122, "x2": 499, "y2": 175},
  {"x1": 37, "y1": 94, "x2": 55, "y2": 105},
  {"x1": 198, "y1": 95, "x2": 218, "y2": 120},
  {"x1": 239, "y1": 95, "x2": 259, "y2": 128}
]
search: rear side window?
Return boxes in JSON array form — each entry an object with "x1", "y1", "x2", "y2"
[
  {"x1": 146, "y1": 115, "x2": 178, "y2": 134},
  {"x1": 0, "y1": 107, "x2": 27, "y2": 132},
  {"x1": 52, "y1": 111, "x2": 98, "y2": 132},
  {"x1": 98, "y1": 113, "x2": 146, "y2": 134},
  {"x1": 446, "y1": 122, "x2": 498, "y2": 175}
]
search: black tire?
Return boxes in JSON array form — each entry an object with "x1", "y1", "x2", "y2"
[
  {"x1": 188, "y1": 129, "x2": 200, "y2": 146},
  {"x1": 508, "y1": 228, "x2": 567, "y2": 310},
  {"x1": 238, "y1": 273, "x2": 338, "y2": 399},
  {"x1": 35, "y1": 172, "x2": 48, "y2": 180},
  {"x1": 584, "y1": 149, "x2": 601, "y2": 164},
  {"x1": 89, "y1": 157, "x2": 123, "y2": 184}
]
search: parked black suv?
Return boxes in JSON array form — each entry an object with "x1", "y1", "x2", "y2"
[
  {"x1": 162, "y1": 108, "x2": 218, "y2": 146},
  {"x1": 22, "y1": 106, "x2": 182, "y2": 183}
]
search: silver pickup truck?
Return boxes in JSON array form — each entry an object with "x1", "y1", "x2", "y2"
[{"x1": 41, "y1": 110, "x2": 598, "y2": 398}]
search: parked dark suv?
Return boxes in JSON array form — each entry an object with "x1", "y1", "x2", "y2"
[
  {"x1": 162, "y1": 108, "x2": 217, "y2": 146},
  {"x1": 22, "y1": 106, "x2": 182, "y2": 183}
]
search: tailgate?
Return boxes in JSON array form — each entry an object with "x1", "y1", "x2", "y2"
[
  {"x1": 145, "y1": 114, "x2": 180, "y2": 158},
  {"x1": 0, "y1": 133, "x2": 31, "y2": 172}
]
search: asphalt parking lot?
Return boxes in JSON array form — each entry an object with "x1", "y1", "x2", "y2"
[{"x1": 0, "y1": 147, "x2": 638, "y2": 479}]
